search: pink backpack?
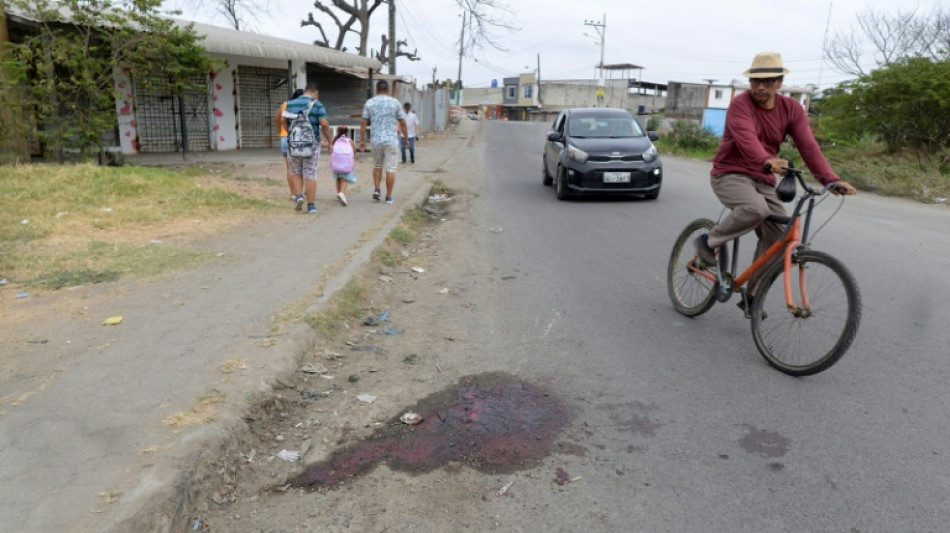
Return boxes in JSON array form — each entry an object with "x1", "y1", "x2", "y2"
[{"x1": 329, "y1": 136, "x2": 355, "y2": 173}]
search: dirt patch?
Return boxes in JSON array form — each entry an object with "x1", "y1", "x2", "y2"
[{"x1": 179, "y1": 182, "x2": 577, "y2": 531}]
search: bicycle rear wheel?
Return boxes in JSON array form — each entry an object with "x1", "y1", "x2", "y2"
[
  {"x1": 752, "y1": 250, "x2": 861, "y2": 376},
  {"x1": 667, "y1": 219, "x2": 718, "y2": 317}
]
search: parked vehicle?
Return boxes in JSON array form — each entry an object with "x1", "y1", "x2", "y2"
[{"x1": 542, "y1": 107, "x2": 662, "y2": 200}]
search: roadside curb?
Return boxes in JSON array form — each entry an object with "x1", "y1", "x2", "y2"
[{"x1": 105, "y1": 121, "x2": 478, "y2": 532}]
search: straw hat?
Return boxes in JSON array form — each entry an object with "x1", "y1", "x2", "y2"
[{"x1": 743, "y1": 51, "x2": 790, "y2": 78}]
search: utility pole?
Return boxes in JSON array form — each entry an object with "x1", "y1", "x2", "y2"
[
  {"x1": 456, "y1": 11, "x2": 465, "y2": 105},
  {"x1": 584, "y1": 14, "x2": 606, "y2": 86},
  {"x1": 388, "y1": 0, "x2": 396, "y2": 74},
  {"x1": 536, "y1": 52, "x2": 542, "y2": 108}
]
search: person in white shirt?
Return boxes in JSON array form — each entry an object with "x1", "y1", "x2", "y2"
[{"x1": 400, "y1": 102, "x2": 420, "y2": 164}]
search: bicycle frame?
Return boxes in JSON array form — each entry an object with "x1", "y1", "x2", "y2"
[{"x1": 688, "y1": 175, "x2": 830, "y2": 313}]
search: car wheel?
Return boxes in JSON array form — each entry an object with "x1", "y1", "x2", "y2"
[
  {"x1": 555, "y1": 166, "x2": 570, "y2": 200},
  {"x1": 542, "y1": 159, "x2": 553, "y2": 186}
]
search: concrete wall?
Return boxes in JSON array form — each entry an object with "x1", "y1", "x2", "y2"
[
  {"x1": 540, "y1": 79, "x2": 666, "y2": 114},
  {"x1": 666, "y1": 82, "x2": 707, "y2": 119}
]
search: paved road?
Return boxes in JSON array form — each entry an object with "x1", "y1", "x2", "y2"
[{"x1": 467, "y1": 120, "x2": 950, "y2": 531}]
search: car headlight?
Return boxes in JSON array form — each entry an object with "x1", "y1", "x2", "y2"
[
  {"x1": 567, "y1": 145, "x2": 589, "y2": 164},
  {"x1": 642, "y1": 144, "x2": 658, "y2": 163}
]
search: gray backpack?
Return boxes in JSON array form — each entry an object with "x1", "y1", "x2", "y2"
[{"x1": 288, "y1": 100, "x2": 318, "y2": 159}]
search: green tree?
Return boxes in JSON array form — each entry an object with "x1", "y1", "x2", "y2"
[
  {"x1": 821, "y1": 58, "x2": 950, "y2": 152},
  {"x1": 1, "y1": 0, "x2": 215, "y2": 161}
]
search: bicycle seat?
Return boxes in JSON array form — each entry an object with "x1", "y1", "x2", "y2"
[{"x1": 766, "y1": 214, "x2": 791, "y2": 225}]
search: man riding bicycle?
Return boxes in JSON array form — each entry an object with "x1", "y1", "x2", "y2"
[{"x1": 695, "y1": 51, "x2": 857, "y2": 314}]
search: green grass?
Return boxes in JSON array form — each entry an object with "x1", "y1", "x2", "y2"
[
  {"x1": 655, "y1": 137, "x2": 717, "y2": 160},
  {"x1": 304, "y1": 279, "x2": 368, "y2": 337},
  {"x1": 0, "y1": 162, "x2": 276, "y2": 288}
]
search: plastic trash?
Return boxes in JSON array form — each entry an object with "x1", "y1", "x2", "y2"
[
  {"x1": 411, "y1": 267, "x2": 425, "y2": 273},
  {"x1": 382, "y1": 327, "x2": 405, "y2": 335},
  {"x1": 277, "y1": 449, "x2": 300, "y2": 462},
  {"x1": 102, "y1": 316, "x2": 124, "y2": 326},
  {"x1": 400, "y1": 412, "x2": 423, "y2": 425},
  {"x1": 357, "y1": 394, "x2": 376, "y2": 404},
  {"x1": 16, "y1": 292, "x2": 28, "y2": 299},
  {"x1": 376, "y1": 310, "x2": 391, "y2": 322}
]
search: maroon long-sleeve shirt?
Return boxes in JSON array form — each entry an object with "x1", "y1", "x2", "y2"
[{"x1": 710, "y1": 91, "x2": 840, "y2": 186}]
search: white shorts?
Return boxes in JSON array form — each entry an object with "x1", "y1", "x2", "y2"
[{"x1": 371, "y1": 144, "x2": 399, "y2": 173}]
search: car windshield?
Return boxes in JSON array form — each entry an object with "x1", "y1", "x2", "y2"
[{"x1": 567, "y1": 115, "x2": 645, "y2": 138}]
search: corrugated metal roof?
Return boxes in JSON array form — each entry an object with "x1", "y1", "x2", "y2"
[
  {"x1": 3, "y1": 6, "x2": 381, "y2": 71},
  {"x1": 181, "y1": 20, "x2": 381, "y2": 71}
]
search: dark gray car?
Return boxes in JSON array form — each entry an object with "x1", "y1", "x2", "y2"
[{"x1": 542, "y1": 107, "x2": 662, "y2": 200}]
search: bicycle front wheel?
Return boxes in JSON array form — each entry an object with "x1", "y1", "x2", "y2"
[
  {"x1": 752, "y1": 250, "x2": 861, "y2": 376},
  {"x1": 667, "y1": 218, "x2": 718, "y2": 317}
]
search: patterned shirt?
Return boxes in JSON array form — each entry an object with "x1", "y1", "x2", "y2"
[
  {"x1": 285, "y1": 95, "x2": 328, "y2": 130},
  {"x1": 362, "y1": 95, "x2": 405, "y2": 146}
]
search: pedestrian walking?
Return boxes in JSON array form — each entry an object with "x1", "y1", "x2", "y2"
[
  {"x1": 285, "y1": 82, "x2": 333, "y2": 214},
  {"x1": 400, "y1": 102, "x2": 420, "y2": 164},
  {"x1": 359, "y1": 80, "x2": 407, "y2": 204},
  {"x1": 277, "y1": 88, "x2": 304, "y2": 202},
  {"x1": 329, "y1": 125, "x2": 357, "y2": 206}
]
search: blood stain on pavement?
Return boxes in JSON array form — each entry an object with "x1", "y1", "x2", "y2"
[{"x1": 290, "y1": 372, "x2": 568, "y2": 488}]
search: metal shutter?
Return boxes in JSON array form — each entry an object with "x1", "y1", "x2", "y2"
[
  {"x1": 133, "y1": 75, "x2": 211, "y2": 153},
  {"x1": 236, "y1": 66, "x2": 287, "y2": 149}
]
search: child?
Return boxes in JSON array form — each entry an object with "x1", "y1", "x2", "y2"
[{"x1": 328, "y1": 125, "x2": 357, "y2": 206}]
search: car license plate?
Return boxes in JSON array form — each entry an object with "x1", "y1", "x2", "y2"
[{"x1": 603, "y1": 172, "x2": 631, "y2": 183}]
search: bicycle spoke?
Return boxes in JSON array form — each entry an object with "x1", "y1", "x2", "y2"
[
  {"x1": 752, "y1": 250, "x2": 861, "y2": 376},
  {"x1": 667, "y1": 219, "x2": 718, "y2": 317}
]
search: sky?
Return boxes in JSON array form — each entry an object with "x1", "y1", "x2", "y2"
[{"x1": 164, "y1": 0, "x2": 950, "y2": 91}]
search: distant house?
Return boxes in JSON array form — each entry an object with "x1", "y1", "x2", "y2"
[{"x1": 499, "y1": 73, "x2": 539, "y2": 121}]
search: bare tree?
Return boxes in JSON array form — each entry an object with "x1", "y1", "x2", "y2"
[
  {"x1": 825, "y1": 6, "x2": 950, "y2": 77},
  {"x1": 375, "y1": 34, "x2": 419, "y2": 67},
  {"x1": 179, "y1": 0, "x2": 272, "y2": 31},
  {"x1": 301, "y1": 0, "x2": 384, "y2": 56},
  {"x1": 456, "y1": 0, "x2": 519, "y2": 55}
]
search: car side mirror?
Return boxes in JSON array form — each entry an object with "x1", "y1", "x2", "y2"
[
  {"x1": 647, "y1": 131, "x2": 659, "y2": 141},
  {"x1": 547, "y1": 131, "x2": 563, "y2": 142}
]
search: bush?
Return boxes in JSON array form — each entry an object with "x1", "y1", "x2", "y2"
[
  {"x1": 666, "y1": 120, "x2": 719, "y2": 151},
  {"x1": 819, "y1": 58, "x2": 950, "y2": 152}
]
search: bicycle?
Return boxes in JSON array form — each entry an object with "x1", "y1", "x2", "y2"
[{"x1": 667, "y1": 167, "x2": 861, "y2": 376}]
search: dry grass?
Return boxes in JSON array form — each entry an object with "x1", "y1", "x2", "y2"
[{"x1": 0, "y1": 162, "x2": 282, "y2": 289}]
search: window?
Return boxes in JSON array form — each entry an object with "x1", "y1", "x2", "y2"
[
  {"x1": 523, "y1": 84, "x2": 533, "y2": 98},
  {"x1": 506, "y1": 86, "x2": 517, "y2": 99},
  {"x1": 714, "y1": 89, "x2": 723, "y2": 99}
]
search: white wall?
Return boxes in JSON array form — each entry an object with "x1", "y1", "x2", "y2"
[{"x1": 707, "y1": 85, "x2": 732, "y2": 109}]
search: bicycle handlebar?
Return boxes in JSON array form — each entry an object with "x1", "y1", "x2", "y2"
[{"x1": 773, "y1": 165, "x2": 845, "y2": 197}]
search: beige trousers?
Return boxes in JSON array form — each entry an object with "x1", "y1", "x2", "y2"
[{"x1": 708, "y1": 173, "x2": 787, "y2": 293}]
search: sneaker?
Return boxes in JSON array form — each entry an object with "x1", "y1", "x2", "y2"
[
  {"x1": 372, "y1": 188, "x2": 381, "y2": 201},
  {"x1": 693, "y1": 234, "x2": 717, "y2": 266},
  {"x1": 384, "y1": 197, "x2": 393, "y2": 204},
  {"x1": 294, "y1": 195, "x2": 304, "y2": 211},
  {"x1": 337, "y1": 192, "x2": 347, "y2": 206},
  {"x1": 307, "y1": 204, "x2": 317, "y2": 214},
  {"x1": 736, "y1": 296, "x2": 768, "y2": 320}
]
